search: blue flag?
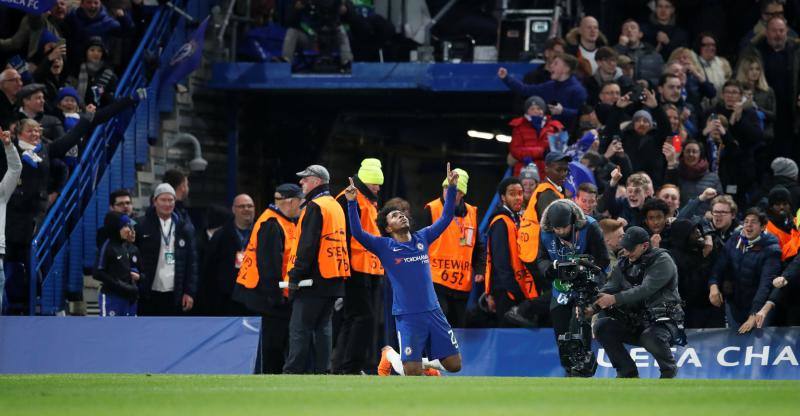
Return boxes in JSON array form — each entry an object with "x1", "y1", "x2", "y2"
[
  {"x1": 0, "y1": 0, "x2": 55, "y2": 15},
  {"x1": 564, "y1": 161, "x2": 596, "y2": 197},
  {"x1": 161, "y1": 16, "x2": 209, "y2": 89}
]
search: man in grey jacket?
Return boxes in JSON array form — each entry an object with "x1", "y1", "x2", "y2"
[
  {"x1": 0, "y1": 126, "x2": 23, "y2": 313},
  {"x1": 591, "y1": 226, "x2": 684, "y2": 379}
]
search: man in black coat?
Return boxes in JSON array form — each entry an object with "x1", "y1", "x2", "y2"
[
  {"x1": 134, "y1": 183, "x2": 198, "y2": 316},
  {"x1": 199, "y1": 194, "x2": 255, "y2": 316},
  {"x1": 593, "y1": 226, "x2": 684, "y2": 378},
  {"x1": 0, "y1": 69, "x2": 22, "y2": 130},
  {"x1": 668, "y1": 218, "x2": 724, "y2": 328},
  {"x1": 0, "y1": 114, "x2": 92, "y2": 313},
  {"x1": 233, "y1": 184, "x2": 303, "y2": 374},
  {"x1": 283, "y1": 164, "x2": 348, "y2": 374},
  {"x1": 746, "y1": 16, "x2": 800, "y2": 161},
  {"x1": 15, "y1": 84, "x2": 64, "y2": 141}
]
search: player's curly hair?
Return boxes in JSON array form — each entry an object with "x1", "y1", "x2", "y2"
[{"x1": 377, "y1": 204, "x2": 413, "y2": 237}]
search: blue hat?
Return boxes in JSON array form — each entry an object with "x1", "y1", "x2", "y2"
[
  {"x1": 38, "y1": 30, "x2": 60, "y2": 52},
  {"x1": 545, "y1": 151, "x2": 571, "y2": 164},
  {"x1": 57, "y1": 86, "x2": 81, "y2": 105}
]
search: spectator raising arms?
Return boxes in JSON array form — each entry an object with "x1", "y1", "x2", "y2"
[{"x1": 498, "y1": 53, "x2": 588, "y2": 127}]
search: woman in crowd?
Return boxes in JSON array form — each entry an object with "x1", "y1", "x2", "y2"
[
  {"x1": 695, "y1": 32, "x2": 732, "y2": 96},
  {"x1": 735, "y1": 54, "x2": 775, "y2": 143},
  {"x1": 666, "y1": 139, "x2": 723, "y2": 206}
]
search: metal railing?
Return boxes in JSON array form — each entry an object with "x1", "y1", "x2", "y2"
[{"x1": 27, "y1": 3, "x2": 192, "y2": 315}]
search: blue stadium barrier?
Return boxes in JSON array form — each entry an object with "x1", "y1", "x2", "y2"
[
  {"x1": 209, "y1": 62, "x2": 539, "y2": 91},
  {"x1": 0, "y1": 317, "x2": 259, "y2": 374},
  {"x1": 27, "y1": 0, "x2": 209, "y2": 315},
  {"x1": 1, "y1": 317, "x2": 797, "y2": 379}
]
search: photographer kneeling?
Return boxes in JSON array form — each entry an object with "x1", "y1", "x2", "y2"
[
  {"x1": 592, "y1": 226, "x2": 686, "y2": 379},
  {"x1": 535, "y1": 199, "x2": 610, "y2": 377}
]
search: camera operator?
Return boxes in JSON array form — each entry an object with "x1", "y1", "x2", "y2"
[
  {"x1": 535, "y1": 199, "x2": 610, "y2": 377},
  {"x1": 592, "y1": 226, "x2": 685, "y2": 379},
  {"x1": 282, "y1": 0, "x2": 354, "y2": 68}
]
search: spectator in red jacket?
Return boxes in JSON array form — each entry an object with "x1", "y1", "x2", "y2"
[{"x1": 508, "y1": 95, "x2": 564, "y2": 176}]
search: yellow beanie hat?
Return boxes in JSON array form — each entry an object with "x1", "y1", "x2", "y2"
[
  {"x1": 442, "y1": 168, "x2": 469, "y2": 195},
  {"x1": 357, "y1": 158, "x2": 384, "y2": 185}
]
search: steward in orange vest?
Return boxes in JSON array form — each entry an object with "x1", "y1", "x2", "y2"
[
  {"x1": 284, "y1": 165, "x2": 350, "y2": 374},
  {"x1": 518, "y1": 151, "x2": 571, "y2": 267},
  {"x1": 484, "y1": 177, "x2": 539, "y2": 326},
  {"x1": 332, "y1": 159, "x2": 385, "y2": 374},
  {"x1": 423, "y1": 168, "x2": 485, "y2": 328},
  {"x1": 232, "y1": 183, "x2": 302, "y2": 374},
  {"x1": 765, "y1": 187, "x2": 800, "y2": 261}
]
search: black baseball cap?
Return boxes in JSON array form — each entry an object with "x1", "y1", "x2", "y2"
[
  {"x1": 621, "y1": 226, "x2": 650, "y2": 251},
  {"x1": 276, "y1": 183, "x2": 303, "y2": 199},
  {"x1": 545, "y1": 151, "x2": 571, "y2": 164}
]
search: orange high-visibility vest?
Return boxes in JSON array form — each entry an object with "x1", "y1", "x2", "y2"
[
  {"x1": 485, "y1": 214, "x2": 539, "y2": 300},
  {"x1": 518, "y1": 181, "x2": 564, "y2": 263},
  {"x1": 236, "y1": 207, "x2": 297, "y2": 297},
  {"x1": 425, "y1": 198, "x2": 478, "y2": 292},
  {"x1": 336, "y1": 189, "x2": 384, "y2": 275},
  {"x1": 766, "y1": 220, "x2": 800, "y2": 261},
  {"x1": 292, "y1": 195, "x2": 351, "y2": 279}
]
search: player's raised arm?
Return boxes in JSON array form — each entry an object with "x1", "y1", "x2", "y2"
[
  {"x1": 423, "y1": 163, "x2": 459, "y2": 243},
  {"x1": 346, "y1": 177, "x2": 381, "y2": 252}
]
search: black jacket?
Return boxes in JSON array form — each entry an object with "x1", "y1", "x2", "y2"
[
  {"x1": 232, "y1": 206, "x2": 296, "y2": 316},
  {"x1": 710, "y1": 231, "x2": 781, "y2": 317},
  {"x1": 487, "y1": 206, "x2": 521, "y2": 296},
  {"x1": 134, "y1": 207, "x2": 198, "y2": 304},
  {"x1": 198, "y1": 219, "x2": 252, "y2": 316},
  {"x1": 288, "y1": 184, "x2": 345, "y2": 298},
  {"x1": 667, "y1": 219, "x2": 712, "y2": 308},
  {"x1": 0, "y1": 93, "x2": 15, "y2": 130},
  {"x1": 604, "y1": 105, "x2": 672, "y2": 188},
  {"x1": 707, "y1": 103, "x2": 764, "y2": 191},
  {"x1": 0, "y1": 117, "x2": 90, "y2": 248},
  {"x1": 94, "y1": 220, "x2": 143, "y2": 301},
  {"x1": 603, "y1": 247, "x2": 682, "y2": 311}
]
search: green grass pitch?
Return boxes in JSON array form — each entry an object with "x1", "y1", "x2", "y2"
[{"x1": 1, "y1": 374, "x2": 798, "y2": 416}]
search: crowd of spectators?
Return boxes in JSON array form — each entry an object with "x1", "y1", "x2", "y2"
[
  {"x1": 497, "y1": 0, "x2": 800, "y2": 331},
  {"x1": 0, "y1": 0, "x2": 151, "y2": 314}
]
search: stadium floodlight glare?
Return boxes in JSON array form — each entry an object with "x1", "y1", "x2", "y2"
[
  {"x1": 495, "y1": 134, "x2": 512, "y2": 143},
  {"x1": 467, "y1": 130, "x2": 494, "y2": 140}
]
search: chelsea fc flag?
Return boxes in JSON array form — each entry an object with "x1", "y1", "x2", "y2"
[
  {"x1": 161, "y1": 16, "x2": 210, "y2": 89},
  {"x1": 1, "y1": 0, "x2": 56, "y2": 15}
]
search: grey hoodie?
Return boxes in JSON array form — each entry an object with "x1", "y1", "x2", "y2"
[{"x1": 1, "y1": 141, "x2": 22, "y2": 255}]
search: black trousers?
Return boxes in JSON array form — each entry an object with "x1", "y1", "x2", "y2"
[
  {"x1": 283, "y1": 296, "x2": 335, "y2": 374},
  {"x1": 595, "y1": 316, "x2": 677, "y2": 378},
  {"x1": 332, "y1": 273, "x2": 378, "y2": 374},
  {"x1": 435, "y1": 285, "x2": 468, "y2": 328},
  {"x1": 139, "y1": 291, "x2": 180, "y2": 316},
  {"x1": 684, "y1": 304, "x2": 725, "y2": 329},
  {"x1": 255, "y1": 312, "x2": 291, "y2": 374},
  {"x1": 491, "y1": 289, "x2": 526, "y2": 328}
]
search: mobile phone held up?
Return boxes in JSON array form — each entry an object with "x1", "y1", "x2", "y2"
[{"x1": 671, "y1": 135, "x2": 682, "y2": 153}]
